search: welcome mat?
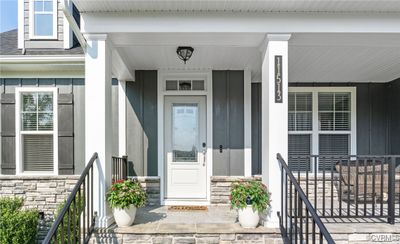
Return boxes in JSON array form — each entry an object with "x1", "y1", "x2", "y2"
[{"x1": 168, "y1": 206, "x2": 208, "y2": 211}]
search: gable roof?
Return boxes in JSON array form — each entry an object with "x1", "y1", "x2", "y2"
[{"x1": 0, "y1": 29, "x2": 83, "y2": 56}]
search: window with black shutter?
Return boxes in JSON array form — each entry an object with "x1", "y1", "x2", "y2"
[{"x1": 16, "y1": 88, "x2": 57, "y2": 174}]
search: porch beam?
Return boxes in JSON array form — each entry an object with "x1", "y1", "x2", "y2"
[
  {"x1": 261, "y1": 34, "x2": 290, "y2": 228},
  {"x1": 81, "y1": 12, "x2": 400, "y2": 34},
  {"x1": 85, "y1": 33, "x2": 114, "y2": 228},
  {"x1": 112, "y1": 47, "x2": 135, "y2": 81}
]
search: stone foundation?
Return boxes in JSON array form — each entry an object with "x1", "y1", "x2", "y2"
[
  {"x1": 0, "y1": 175, "x2": 79, "y2": 242},
  {"x1": 211, "y1": 176, "x2": 262, "y2": 205},
  {"x1": 130, "y1": 176, "x2": 161, "y2": 206},
  {"x1": 91, "y1": 233, "x2": 284, "y2": 244}
]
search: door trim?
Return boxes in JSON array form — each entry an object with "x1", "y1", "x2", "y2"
[{"x1": 157, "y1": 70, "x2": 213, "y2": 205}]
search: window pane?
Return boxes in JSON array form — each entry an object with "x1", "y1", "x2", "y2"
[
  {"x1": 289, "y1": 134, "x2": 311, "y2": 172},
  {"x1": 179, "y1": 80, "x2": 192, "y2": 90},
  {"x1": 335, "y1": 112, "x2": 350, "y2": 130},
  {"x1": 296, "y1": 93, "x2": 312, "y2": 111},
  {"x1": 335, "y1": 93, "x2": 350, "y2": 111},
  {"x1": 192, "y1": 80, "x2": 205, "y2": 90},
  {"x1": 22, "y1": 93, "x2": 37, "y2": 112},
  {"x1": 172, "y1": 104, "x2": 199, "y2": 162},
  {"x1": 289, "y1": 92, "x2": 312, "y2": 131},
  {"x1": 296, "y1": 112, "x2": 312, "y2": 131},
  {"x1": 34, "y1": 1, "x2": 43, "y2": 11},
  {"x1": 22, "y1": 113, "x2": 37, "y2": 131},
  {"x1": 43, "y1": 0, "x2": 53, "y2": 11},
  {"x1": 34, "y1": 14, "x2": 53, "y2": 36},
  {"x1": 319, "y1": 134, "x2": 349, "y2": 171},
  {"x1": 288, "y1": 93, "x2": 295, "y2": 111},
  {"x1": 38, "y1": 113, "x2": 53, "y2": 131},
  {"x1": 288, "y1": 112, "x2": 295, "y2": 131},
  {"x1": 38, "y1": 93, "x2": 53, "y2": 112},
  {"x1": 318, "y1": 93, "x2": 334, "y2": 111},
  {"x1": 166, "y1": 80, "x2": 177, "y2": 90},
  {"x1": 319, "y1": 112, "x2": 334, "y2": 131},
  {"x1": 23, "y1": 134, "x2": 53, "y2": 172}
]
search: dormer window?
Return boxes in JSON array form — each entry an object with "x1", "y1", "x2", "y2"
[{"x1": 29, "y1": 0, "x2": 57, "y2": 39}]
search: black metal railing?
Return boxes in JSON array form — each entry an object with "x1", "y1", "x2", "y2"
[
  {"x1": 288, "y1": 155, "x2": 400, "y2": 224},
  {"x1": 43, "y1": 153, "x2": 98, "y2": 244},
  {"x1": 112, "y1": 155, "x2": 128, "y2": 183},
  {"x1": 278, "y1": 153, "x2": 335, "y2": 244}
]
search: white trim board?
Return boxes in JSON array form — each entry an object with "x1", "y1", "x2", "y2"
[
  {"x1": 157, "y1": 70, "x2": 213, "y2": 205},
  {"x1": 15, "y1": 87, "x2": 59, "y2": 176}
]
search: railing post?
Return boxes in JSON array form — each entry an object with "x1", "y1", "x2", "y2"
[
  {"x1": 387, "y1": 157, "x2": 396, "y2": 224},
  {"x1": 122, "y1": 155, "x2": 128, "y2": 180}
]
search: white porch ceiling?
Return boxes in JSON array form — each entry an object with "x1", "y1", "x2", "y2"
[
  {"x1": 111, "y1": 33, "x2": 400, "y2": 83},
  {"x1": 73, "y1": 0, "x2": 400, "y2": 13}
]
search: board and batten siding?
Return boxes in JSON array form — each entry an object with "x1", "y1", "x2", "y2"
[
  {"x1": 126, "y1": 71, "x2": 158, "y2": 177},
  {"x1": 212, "y1": 71, "x2": 245, "y2": 176},
  {"x1": 0, "y1": 78, "x2": 85, "y2": 175},
  {"x1": 251, "y1": 83, "x2": 262, "y2": 175}
]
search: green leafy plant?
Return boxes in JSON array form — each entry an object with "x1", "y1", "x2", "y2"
[
  {"x1": 230, "y1": 181, "x2": 271, "y2": 213},
  {"x1": 0, "y1": 197, "x2": 38, "y2": 244},
  {"x1": 106, "y1": 180, "x2": 147, "y2": 209}
]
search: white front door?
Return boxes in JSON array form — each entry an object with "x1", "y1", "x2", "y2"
[{"x1": 164, "y1": 96, "x2": 207, "y2": 200}]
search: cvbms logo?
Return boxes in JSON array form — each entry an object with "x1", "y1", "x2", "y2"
[
  {"x1": 370, "y1": 234, "x2": 400, "y2": 242},
  {"x1": 275, "y1": 55, "x2": 283, "y2": 103}
]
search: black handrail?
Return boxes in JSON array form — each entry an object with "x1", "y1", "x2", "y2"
[
  {"x1": 288, "y1": 155, "x2": 399, "y2": 223},
  {"x1": 43, "y1": 152, "x2": 98, "y2": 244},
  {"x1": 277, "y1": 153, "x2": 335, "y2": 244}
]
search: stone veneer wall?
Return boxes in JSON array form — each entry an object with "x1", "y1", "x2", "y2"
[
  {"x1": 0, "y1": 175, "x2": 79, "y2": 241},
  {"x1": 211, "y1": 176, "x2": 262, "y2": 205},
  {"x1": 130, "y1": 176, "x2": 160, "y2": 206}
]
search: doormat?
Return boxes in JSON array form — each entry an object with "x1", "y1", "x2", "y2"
[{"x1": 168, "y1": 206, "x2": 208, "y2": 211}]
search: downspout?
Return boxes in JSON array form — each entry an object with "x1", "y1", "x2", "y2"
[{"x1": 60, "y1": 0, "x2": 87, "y2": 52}]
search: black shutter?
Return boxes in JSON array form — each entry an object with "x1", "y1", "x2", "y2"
[
  {"x1": 58, "y1": 94, "x2": 74, "y2": 175},
  {"x1": 1, "y1": 94, "x2": 16, "y2": 175}
]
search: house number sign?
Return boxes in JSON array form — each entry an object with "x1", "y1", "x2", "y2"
[{"x1": 275, "y1": 55, "x2": 283, "y2": 103}]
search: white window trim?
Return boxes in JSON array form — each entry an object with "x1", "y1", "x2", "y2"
[
  {"x1": 29, "y1": 0, "x2": 58, "y2": 40},
  {"x1": 289, "y1": 87, "x2": 357, "y2": 172},
  {"x1": 15, "y1": 87, "x2": 58, "y2": 175}
]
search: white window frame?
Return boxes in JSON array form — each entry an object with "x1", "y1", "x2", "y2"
[
  {"x1": 289, "y1": 87, "x2": 357, "y2": 172},
  {"x1": 15, "y1": 87, "x2": 58, "y2": 175},
  {"x1": 29, "y1": 0, "x2": 58, "y2": 39}
]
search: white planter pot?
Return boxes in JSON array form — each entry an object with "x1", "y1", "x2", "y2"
[
  {"x1": 238, "y1": 205, "x2": 260, "y2": 228},
  {"x1": 112, "y1": 205, "x2": 137, "y2": 227}
]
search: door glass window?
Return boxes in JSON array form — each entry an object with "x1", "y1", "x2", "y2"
[{"x1": 172, "y1": 104, "x2": 199, "y2": 162}]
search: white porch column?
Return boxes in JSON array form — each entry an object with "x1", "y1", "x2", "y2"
[
  {"x1": 261, "y1": 34, "x2": 291, "y2": 228},
  {"x1": 118, "y1": 80, "x2": 127, "y2": 156},
  {"x1": 85, "y1": 34, "x2": 114, "y2": 227}
]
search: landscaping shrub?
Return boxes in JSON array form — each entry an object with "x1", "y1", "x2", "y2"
[
  {"x1": 55, "y1": 196, "x2": 84, "y2": 242},
  {"x1": 0, "y1": 197, "x2": 38, "y2": 244}
]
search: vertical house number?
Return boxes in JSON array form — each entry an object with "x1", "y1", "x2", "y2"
[{"x1": 275, "y1": 55, "x2": 283, "y2": 103}]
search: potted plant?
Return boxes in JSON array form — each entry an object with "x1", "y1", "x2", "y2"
[
  {"x1": 106, "y1": 179, "x2": 147, "y2": 227},
  {"x1": 230, "y1": 181, "x2": 271, "y2": 228}
]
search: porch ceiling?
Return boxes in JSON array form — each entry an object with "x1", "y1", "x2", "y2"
[
  {"x1": 73, "y1": 0, "x2": 400, "y2": 13},
  {"x1": 111, "y1": 33, "x2": 400, "y2": 83}
]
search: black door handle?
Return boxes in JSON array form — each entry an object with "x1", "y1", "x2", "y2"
[{"x1": 219, "y1": 145, "x2": 223, "y2": 153}]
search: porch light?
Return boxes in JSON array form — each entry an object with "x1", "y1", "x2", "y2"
[{"x1": 176, "y1": 46, "x2": 194, "y2": 64}]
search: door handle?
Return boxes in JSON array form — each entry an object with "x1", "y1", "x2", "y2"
[{"x1": 202, "y1": 149, "x2": 207, "y2": 166}]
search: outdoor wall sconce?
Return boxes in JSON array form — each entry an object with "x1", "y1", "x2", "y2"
[{"x1": 176, "y1": 46, "x2": 194, "y2": 64}]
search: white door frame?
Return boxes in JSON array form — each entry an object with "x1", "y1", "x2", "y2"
[{"x1": 157, "y1": 70, "x2": 213, "y2": 205}]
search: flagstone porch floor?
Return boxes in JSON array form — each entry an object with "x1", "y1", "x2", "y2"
[{"x1": 91, "y1": 206, "x2": 400, "y2": 243}]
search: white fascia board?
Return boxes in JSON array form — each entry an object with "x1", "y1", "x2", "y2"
[
  {"x1": 81, "y1": 12, "x2": 400, "y2": 34},
  {"x1": 0, "y1": 56, "x2": 85, "y2": 63}
]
